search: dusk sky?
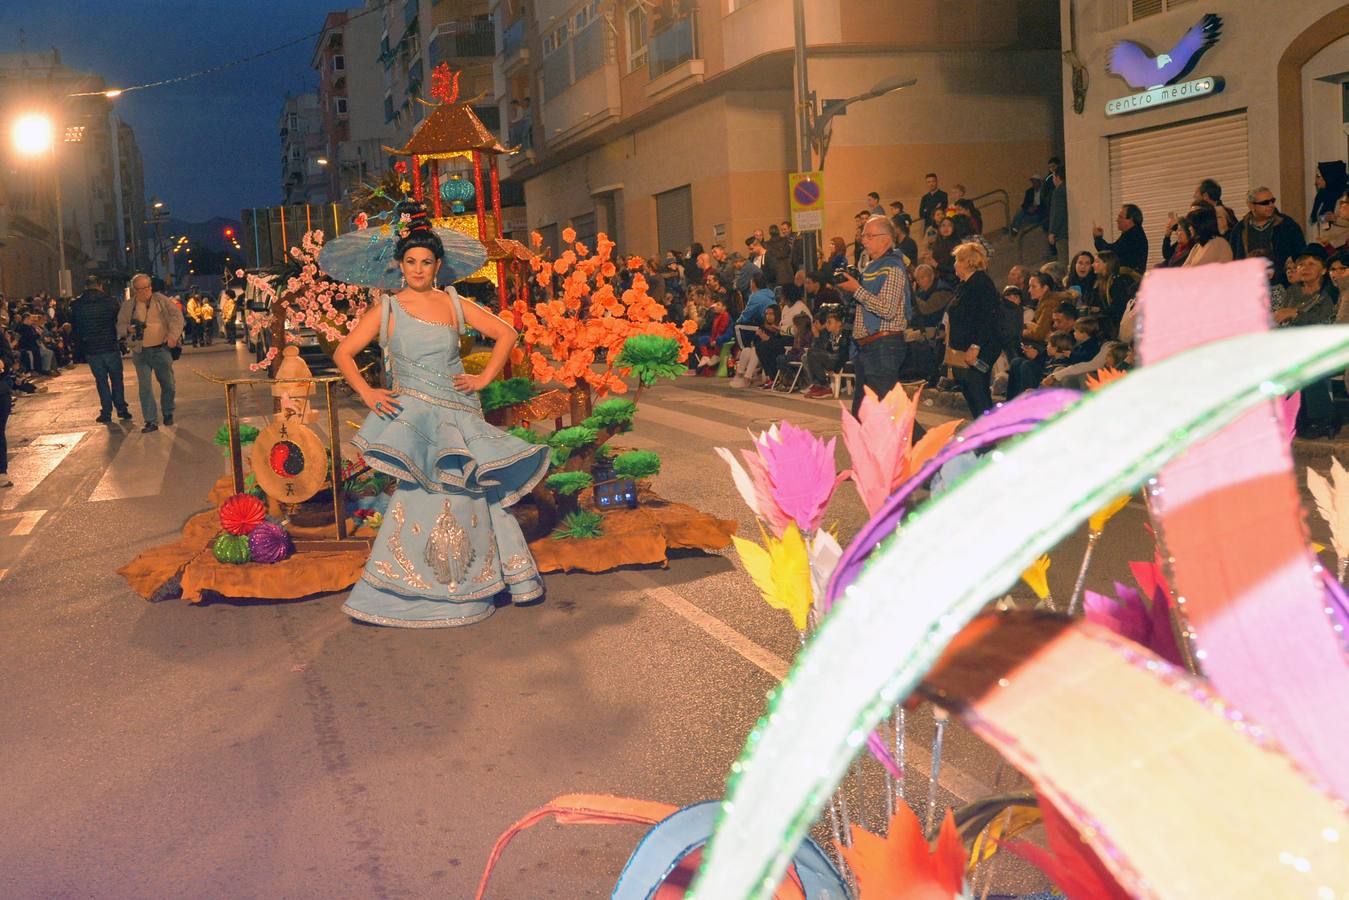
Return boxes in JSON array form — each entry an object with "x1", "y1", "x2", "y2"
[{"x1": 0, "y1": 0, "x2": 343, "y2": 222}]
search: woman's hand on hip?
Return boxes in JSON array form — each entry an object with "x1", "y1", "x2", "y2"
[
  {"x1": 363, "y1": 388, "x2": 402, "y2": 418},
  {"x1": 453, "y1": 372, "x2": 490, "y2": 393}
]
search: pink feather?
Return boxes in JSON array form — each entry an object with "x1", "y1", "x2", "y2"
[
  {"x1": 754, "y1": 423, "x2": 845, "y2": 535},
  {"x1": 840, "y1": 387, "x2": 919, "y2": 515}
]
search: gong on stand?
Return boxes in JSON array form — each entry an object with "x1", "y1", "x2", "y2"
[{"x1": 198, "y1": 367, "x2": 372, "y2": 553}]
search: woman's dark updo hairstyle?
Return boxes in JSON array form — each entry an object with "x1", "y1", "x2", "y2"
[{"x1": 394, "y1": 201, "x2": 444, "y2": 261}]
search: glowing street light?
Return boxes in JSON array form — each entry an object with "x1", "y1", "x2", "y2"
[
  {"x1": 11, "y1": 112, "x2": 55, "y2": 157},
  {"x1": 104, "y1": 89, "x2": 123, "y2": 99}
]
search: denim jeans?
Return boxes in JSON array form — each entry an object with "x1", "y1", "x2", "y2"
[
  {"x1": 132, "y1": 346, "x2": 175, "y2": 425},
  {"x1": 87, "y1": 351, "x2": 128, "y2": 416},
  {"x1": 851, "y1": 334, "x2": 906, "y2": 416},
  {"x1": 1007, "y1": 356, "x2": 1045, "y2": 400}
]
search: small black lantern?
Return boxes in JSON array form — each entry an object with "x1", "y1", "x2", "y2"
[{"x1": 593, "y1": 477, "x2": 638, "y2": 509}]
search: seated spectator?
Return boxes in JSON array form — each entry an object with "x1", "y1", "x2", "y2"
[
  {"x1": 894, "y1": 219, "x2": 919, "y2": 268},
  {"x1": 1275, "y1": 244, "x2": 1340, "y2": 437},
  {"x1": 889, "y1": 201, "x2": 913, "y2": 234},
  {"x1": 910, "y1": 264, "x2": 954, "y2": 333},
  {"x1": 753, "y1": 304, "x2": 787, "y2": 389},
  {"x1": 1065, "y1": 250, "x2": 1096, "y2": 298},
  {"x1": 1330, "y1": 252, "x2": 1349, "y2": 307},
  {"x1": 802, "y1": 310, "x2": 848, "y2": 399},
  {"x1": 778, "y1": 284, "x2": 812, "y2": 338},
  {"x1": 1089, "y1": 251, "x2": 1139, "y2": 335},
  {"x1": 1010, "y1": 175, "x2": 1048, "y2": 236},
  {"x1": 772, "y1": 312, "x2": 817, "y2": 391},
  {"x1": 947, "y1": 184, "x2": 982, "y2": 234},
  {"x1": 1316, "y1": 192, "x2": 1349, "y2": 251},
  {"x1": 1181, "y1": 204, "x2": 1234, "y2": 267},
  {"x1": 1160, "y1": 216, "x2": 1196, "y2": 268},
  {"x1": 805, "y1": 271, "x2": 842, "y2": 312},
  {"x1": 1008, "y1": 330, "x2": 1074, "y2": 398},
  {"x1": 995, "y1": 285, "x2": 1027, "y2": 368},
  {"x1": 931, "y1": 217, "x2": 961, "y2": 280},
  {"x1": 1023, "y1": 272, "x2": 1066, "y2": 346}
]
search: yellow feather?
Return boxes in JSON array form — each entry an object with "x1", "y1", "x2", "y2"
[
  {"x1": 1020, "y1": 554, "x2": 1051, "y2": 600},
  {"x1": 1088, "y1": 494, "x2": 1132, "y2": 533}
]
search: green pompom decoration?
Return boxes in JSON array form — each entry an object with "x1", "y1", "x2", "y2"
[
  {"x1": 212, "y1": 531, "x2": 252, "y2": 564},
  {"x1": 479, "y1": 377, "x2": 538, "y2": 412},
  {"x1": 552, "y1": 509, "x2": 604, "y2": 540},
  {"x1": 581, "y1": 397, "x2": 637, "y2": 432},
  {"x1": 547, "y1": 425, "x2": 598, "y2": 467},
  {"x1": 213, "y1": 422, "x2": 260, "y2": 452},
  {"x1": 508, "y1": 425, "x2": 545, "y2": 444},
  {"x1": 545, "y1": 471, "x2": 594, "y2": 496},
  {"x1": 613, "y1": 450, "x2": 661, "y2": 479},
  {"x1": 615, "y1": 334, "x2": 686, "y2": 385}
]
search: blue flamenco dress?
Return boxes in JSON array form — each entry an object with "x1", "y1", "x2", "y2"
[{"x1": 342, "y1": 290, "x2": 550, "y2": 627}]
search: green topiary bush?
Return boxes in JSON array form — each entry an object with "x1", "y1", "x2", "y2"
[
  {"x1": 213, "y1": 423, "x2": 260, "y2": 452},
  {"x1": 479, "y1": 377, "x2": 538, "y2": 412},
  {"x1": 508, "y1": 425, "x2": 545, "y2": 444},
  {"x1": 545, "y1": 471, "x2": 594, "y2": 496},
  {"x1": 547, "y1": 425, "x2": 599, "y2": 467},
  {"x1": 552, "y1": 509, "x2": 604, "y2": 540},
  {"x1": 616, "y1": 334, "x2": 685, "y2": 386},
  {"x1": 613, "y1": 450, "x2": 661, "y2": 479},
  {"x1": 582, "y1": 397, "x2": 637, "y2": 432}
]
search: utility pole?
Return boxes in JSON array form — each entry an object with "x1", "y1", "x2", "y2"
[{"x1": 792, "y1": 0, "x2": 817, "y2": 273}]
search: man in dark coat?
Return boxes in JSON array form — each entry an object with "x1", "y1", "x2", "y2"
[
  {"x1": 1229, "y1": 186, "x2": 1305, "y2": 286},
  {"x1": 1093, "y1": 203, "x2": 1149, "y2": 273},
  {"x1": 71, "y1": 275, "x2": 131, "y2": 423}
]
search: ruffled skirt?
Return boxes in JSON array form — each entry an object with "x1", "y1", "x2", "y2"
[{"x1": 343, "y1": 393, "x2": 549, "y2": 628}]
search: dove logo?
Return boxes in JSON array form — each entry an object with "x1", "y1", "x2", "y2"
[{"x1": 1105, "y1": 13, "x2": 1226, "y2": 117}]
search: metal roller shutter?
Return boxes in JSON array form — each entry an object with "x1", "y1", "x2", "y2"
[
  {"x1": 655, "y1": 185, "x2": 693, "y2": 256},
  {"x1": 1109, "y1": 110, "x2": 1249, "y2": 268}
]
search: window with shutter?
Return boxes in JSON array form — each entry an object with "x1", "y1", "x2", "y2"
[
  {"x1": 655, "y1": 185, "x2": 693, "y2": 256},
  {"x1": 1109, "y1": 110, "x2": 1249, "y2": 268}
]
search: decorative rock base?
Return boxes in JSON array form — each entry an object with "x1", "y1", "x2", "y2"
[{"x1": 528, "y1": 496, "x2": 737, "y2": 574}]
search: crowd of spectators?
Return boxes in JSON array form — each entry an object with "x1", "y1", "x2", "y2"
[{"x1": 626, "y1": 159, "x2": 1349, "y2": 439}]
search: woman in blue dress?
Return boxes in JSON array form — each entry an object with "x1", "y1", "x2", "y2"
[{"x1": 332, "y1": 209, "x2": 549, "y2": 627}]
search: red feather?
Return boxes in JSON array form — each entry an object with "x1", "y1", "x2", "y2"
[{"x1": 1006, "y1": 796, "x2": 1130, "y2": 900}]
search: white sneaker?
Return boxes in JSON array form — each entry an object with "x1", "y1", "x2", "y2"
[
  {"x1": 729, "y1": 377, "x2": 748, "y2": 388},
  {"x1": 0, "y1": 477, "x2": 13, "y2": 488}
]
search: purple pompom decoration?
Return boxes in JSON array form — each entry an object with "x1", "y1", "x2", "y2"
[{"x1": 247, "y1": 520, "x2": 293, "y2": 564}]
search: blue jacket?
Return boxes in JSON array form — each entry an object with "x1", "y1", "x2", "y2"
[{"x1": 737, "y1": 288, "x2": 776, "y2": 327}]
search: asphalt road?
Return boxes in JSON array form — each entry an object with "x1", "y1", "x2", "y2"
[{"x1": 1, "y1": 344, "x2": 1341, "y2": 898}]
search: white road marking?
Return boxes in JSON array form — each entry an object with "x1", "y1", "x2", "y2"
[
  {"x1": 88, "y1": 427, "x2": 178, "y2": 501},
  {"x1": 613, "y1": 569, "x2": 992, "y2": 801},
  {"x1": 3, "y1": 509, "x2": 48, "y2": 536},
  {"x1": 0, "y1": 568, "x2": 7, "y2": 583},
  {"x1": 1, "y1": 433, "x2": 86, "y2": 510}
]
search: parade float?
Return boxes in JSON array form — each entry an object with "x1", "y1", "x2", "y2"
[
  {"x1": 119, "y1": 63, "x2": 733, "y2": 603},
  {"x1": 475, "y1": 262, "x2": 1349, "y2": 898}
]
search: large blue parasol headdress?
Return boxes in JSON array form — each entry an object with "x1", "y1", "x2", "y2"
[{"x1": 318, "y1": 201, "x2": 487, "y2": 289}]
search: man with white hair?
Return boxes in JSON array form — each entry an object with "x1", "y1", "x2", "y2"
[
  {"x1": 1229, "y1": 186, "x2": 1305, "y2": 286},
  {"x1": 835, "y1": 215, "x2": 913, "y2": 416},
  {"x1": 117, "y1": 274, "x2": 184, "y2": 433}
]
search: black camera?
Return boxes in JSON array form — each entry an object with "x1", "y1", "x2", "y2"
[{"x1": 829, "y1": 265, "x2": 862, "y2": 286}]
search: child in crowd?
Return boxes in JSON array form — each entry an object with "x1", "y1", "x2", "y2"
[
  {"x1": 802, "y1": 311, "x2": 848, "y2": 399},
  {"x1": 771, "y1": 312, "x2": 816, "y2": 391},
  {"x1": 1041, "y1": 331, "x2": 1076, "y2": 380},
  {"x1": 1067, "y1": 315, "x2": 1103, "y2": 365}
]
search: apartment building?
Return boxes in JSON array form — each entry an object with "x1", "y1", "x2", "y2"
[
  {"x1": 1060, "y1": 0, "x2": 1349, "y2": 267},
  {"x1": 489, "y1": 0, "x2": 1062, "y2": 257},
  {"x1": 0, "y1": 50, "x2": 147, "y2": 296},
  {"x1": 279, "y1": 93, "x2": 328, "y2": 205}
]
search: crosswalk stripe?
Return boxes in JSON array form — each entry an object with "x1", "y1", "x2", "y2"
[
  {"x1": 4, "y1": 509, "x2": 47, "y2": 536},
  {"x1": 0, "y1": 432, "x2": 86, "y2": 511},
  {"x1": 88, "y1": 427, "x2": 178, "y2": 502}
]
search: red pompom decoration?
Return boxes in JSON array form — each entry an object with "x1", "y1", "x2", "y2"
[{"x1": 219, "y1": 493, "x2": 267, "y2": 536}]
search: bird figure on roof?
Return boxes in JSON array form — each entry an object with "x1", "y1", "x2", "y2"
[{"x1": 1108, "y1": 13, "x2": 1222, "y2": 91}]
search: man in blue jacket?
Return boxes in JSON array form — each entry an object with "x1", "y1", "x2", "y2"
[
  {"x1": 71, "y1": 275, "x2": 131, "y2": 424},
  {"x1": 836, "y1": 216, "x2": 914, "y2": 416}
]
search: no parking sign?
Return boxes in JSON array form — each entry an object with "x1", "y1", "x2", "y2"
[{"x1": 788, "y1": 171, "x2": 824, "y2": 232}]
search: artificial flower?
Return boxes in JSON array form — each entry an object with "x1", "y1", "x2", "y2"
[
  {"x1": 841, "y1": 385, "x2": 960, "y2": 515},
  {"x1": 1307, "y1": 456, "x2": 1349, "y2": 563},
  {"x1": 838, "y1": 805, "x2": 964, "y2": 899},
  {"x1": 1085, "y1": 367, "x2": 1127, "y2": 391},
  {"x1": 732, "y1": 524, "x2": 812, "y2": 631},
  {"x1": 1020, "y1": 554, "x2": 1051, "y2": 601},
  {"x1": 1087, "y1": 494, "x2": 1132, "y2": 533},
  {"x1": 715, "y1": 446, "x2": 790, "y2": 534},
  {"x1": 752, "y1": 422, "x2": 846, "y2": 535}
]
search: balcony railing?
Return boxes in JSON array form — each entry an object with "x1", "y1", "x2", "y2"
[
  {"x1": 429, "y1": 19, "x2": 496, "y2": 66},
  {"x1": 648, "y1": 10, "x2": 699, "y2": 80}
]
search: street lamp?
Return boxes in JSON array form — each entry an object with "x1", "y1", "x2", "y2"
[
  {"x1": 812, "y1": 75, "x2": 916, "y2": 171},
  {"x1": 11, "y1": 112, "x2": 70, "y2": 295}
]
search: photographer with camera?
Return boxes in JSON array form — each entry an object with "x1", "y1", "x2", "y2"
[
  {"x1": 117, "y1": 274, "x2": 184, "y2": 433},
  {"x1": 834, "y1": 216, "x2": 913, "y2": 416}
]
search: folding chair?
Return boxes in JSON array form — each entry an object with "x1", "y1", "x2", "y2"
[
  {"x1": 829, "y1": 360, "x2": 855, "y2": 399},
  {"x1": 771, "y1": 359, "x2": 805, "y2": 393}
]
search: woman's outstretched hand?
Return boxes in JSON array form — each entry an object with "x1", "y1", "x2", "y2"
[
  {"x1": 453, "y1": 372, "x2": 490, "y2": 393},
  {"x1": 363, "y1": 387, "x2": 403, "y2": 418}
]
